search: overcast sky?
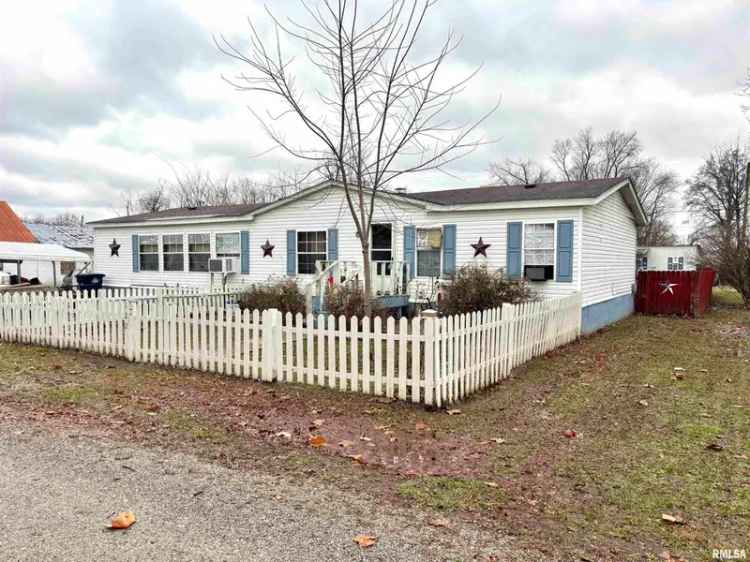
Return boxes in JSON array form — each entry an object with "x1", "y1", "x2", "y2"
[{"x1": 1, "y1": 0, "x2": 748, "y2": 236}]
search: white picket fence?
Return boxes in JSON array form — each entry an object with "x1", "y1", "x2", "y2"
[{"x1": 0, "y1": 289, "x2": 582, "y2": 405}]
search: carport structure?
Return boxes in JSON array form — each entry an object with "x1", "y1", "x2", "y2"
[{"x1": 0, "y1": 242, "x2": 92, "y2": 289}]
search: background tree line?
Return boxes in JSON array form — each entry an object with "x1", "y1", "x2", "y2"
[{"x1": 489, "y1": 127, "x2": 679, "y2": 247}]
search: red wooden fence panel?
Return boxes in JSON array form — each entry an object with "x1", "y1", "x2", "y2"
[{"x1": 636, "y1": 269, "x2": 715, "y2": 317}]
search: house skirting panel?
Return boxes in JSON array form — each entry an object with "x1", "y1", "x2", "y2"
[{"x1": 581, "y1": 293, "x2": 634, "y2": 334}]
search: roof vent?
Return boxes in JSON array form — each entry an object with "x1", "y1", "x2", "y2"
[
  {"x1": 394, "y1": 187, "x2": 408, "y2": 194},
  {"x1": 524, "y1": 183, "x2": 537, "y2": 189},
  {"x1": 186, "y1": 206, "x2": 198, "y2": 211}
]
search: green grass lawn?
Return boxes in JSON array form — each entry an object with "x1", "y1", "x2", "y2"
[{"x1": 0, "y1": 287, "x2": 747, "y2": 561}]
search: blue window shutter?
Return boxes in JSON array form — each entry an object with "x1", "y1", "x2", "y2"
[
  {"x1": 240, "y1": 231, "x2": 250, "y2": 274},
  {"x1": 286, "y1": 230, "x2": 296, "y2": 276},
  {"x1": 327, "y1": 228, "x2": 338, "y2": 262},
  {"x1": 442, "y1": 224, "x2": 456, "y2": 276},
  {"x1": 132, "y1": 234, "x2": 140, "y2": 273},
  {"x1": 556, "y1": 220, "x2": 574, "y2": 282},
  {"x1": 403, "y1": 226, "x2": 416, "y2": 280},
  {"x1": 506, "y1": 222, "x2": 522, "y2": 279}
]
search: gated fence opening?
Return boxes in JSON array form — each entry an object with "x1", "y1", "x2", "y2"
[{"x1": 0, "y1": 288, "x2": 582, "y2": 405}]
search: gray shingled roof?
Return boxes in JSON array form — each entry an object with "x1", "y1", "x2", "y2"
[
  {"x1": 24, "y1": 222, "x2": 94, "y2": 250},
  {"x1": 88, "y1": 203, "x2": 267, "y2": 225},
  {"x1": 88, "y1": 177, "x2": 632, "y2": 226},
  {"x1": 401, "y1": 177, "x2": 627, "y2": 205}
]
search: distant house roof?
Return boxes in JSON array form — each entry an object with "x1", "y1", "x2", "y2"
[
  {"x1": 401, "y1": 177, "x2": 627, "y2": 206},
  {"x1": 24, "y1": 222, "x2": 94, "y2": 250},
  {"x1": 0, "y1": 202, "x2": 37, "y2": 243},
  {"x1": 88, "y1": 203, "x2": 266, "y2": 226}
]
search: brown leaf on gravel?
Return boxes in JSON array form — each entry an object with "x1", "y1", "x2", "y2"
[
  {"x1": 338, "y1": 440, "x2": 354, "y2": 448},
  {"x1": 484, "y1": 481, "x2": 499, "y2": 488},
  {"x1": 705, "y1": 442, "x2": 724, "y2": 451},
  {"x1": 308, "y1": 435, "x2": 326, "y2": 447},
  {"x1": 359, "y1": 435, "x2": 372, "y2": 442},
  {"x1": 661, "y1": 513, "x2": 685, "y2": 525},
  {"x1": 638, "y1": 400, "x2": 649, "y2": 407},
  {"x1": 353, "y1": 534, "x2": 377, "y2": 548},
  {"x1": 346, "y1": 454, "x2": 366, "y2": 464},
  {"x1": 428, "y1": 516, "x2": 450, "y2": 528},
  {"x1": 480, "y1": 437, "x2": 506, "y2": 445},
  {"x1": 446, "y1": 409, "x2": 462, "y2": 415},
  {"x1": 108, "y1": 511, "x2": 136, "y2": 529},
  {"x1": 275, "y1": 431, "x2": 292, "y2": 440},
  {"x1": 415, "y1": 421, "x2": 429, "y2": 431},
  {"x1": 311, "y1": 418, "x2": 325, "y2": 428}
]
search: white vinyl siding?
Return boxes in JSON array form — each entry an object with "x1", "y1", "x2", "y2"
[{"x1": 580, "y1": 190, "x2": 637, "y2": 307}]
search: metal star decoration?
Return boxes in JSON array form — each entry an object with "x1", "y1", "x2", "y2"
[
  {"x1": 471, "y1": 237, "x2": 491, "y2": 258},
  {"x1": 109, "y1": 239, "x2": 121, "y2": 257},
  {"x1": 660, "y1": 281, "x2": 679, "y2": 295},
  {"x1": 261, "y1": 239, "x2": 275, "y2": 258}
]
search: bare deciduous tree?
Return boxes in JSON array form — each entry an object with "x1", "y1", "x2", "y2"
[
  {"x1": 488, "y1": 158, "x2": 550, "y2": 186},
  {"x1": 687, "y1": 143, "x2": 750, "y2": 306},
  {"x1": 489, "y1": 128, "x2": 679, "y2": 245},
  {"x1": 217, "y1": 0, "x2": 496, "y2": 315},
  {"x1": 137, "y1": 182, "x2": 171, "y2": 214}
]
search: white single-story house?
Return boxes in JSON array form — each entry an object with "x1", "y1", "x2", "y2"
[
  {"x1": 89, "y1": 177, "x2": 647, "y2": 334},
  {"x1": 636, "y1": 245, "x2": 699, "y2": 272}
]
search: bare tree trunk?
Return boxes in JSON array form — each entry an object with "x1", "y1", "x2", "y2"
[{"x1": 361, "y1": 242, "x2": 372, "y2": 317}]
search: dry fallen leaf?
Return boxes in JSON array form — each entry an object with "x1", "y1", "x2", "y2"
[
  {"x1": 108, "y1": 511, "x2": 136, "y2": 530},
  {"x1": 359, "y1": 435, "x2": 372, "y2": 442},
  {"x1": 661, "y1": 513, "x2": 685, "y2": 525},
  {"x1": 374, "y1": 424, "x2": 392, "y2": 431},
  {"x1": 446, "y1": 409, "x2": 462, "y2": 416},
  {"x1": 484, "y1": 481, "x2": 499, "y2": 488},
  {"x1": 346, "y1": 454, "x2": 366, "y2": 464},
  {"x1": 705, "y1": 442, "x2": 725, "y2": 451},
  {"x1": 338, "y1": 440, "x2": 354, "y2": 448},
  {"x1": 428, "y1": 516, "x2": 450, "y2": 528},
  {"x1": 415, "y1": 421, "x2": 429, "y2": 431},
  {"x1": 638, "y1": 400, "x2": 649, "y2": 407},
  {"x1": 275, "y1": 431, "x2": 292, "y2": 440},
  {"x1": 308, "y1": 435, "x2": 326, "y2": 447},
  {"x1": 312, "y1": 418, "x2": 325, "y2": 428},
  {"x1": 353, "y1": 534, "x2": 377, "y2": 548}
]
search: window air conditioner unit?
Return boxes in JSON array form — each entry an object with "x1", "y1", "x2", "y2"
[
  {"x1": 208, "y1": 258, "x2": 238, "y2": 274},
  {"x1": 525, "y1": 265, "x2": 554, "y2": 281}
]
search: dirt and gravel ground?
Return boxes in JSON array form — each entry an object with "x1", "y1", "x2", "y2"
[{"x1": 0, "y1": 422, "x2": 526, "y2": 562}]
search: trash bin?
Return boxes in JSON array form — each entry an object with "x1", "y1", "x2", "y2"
[{"x1": 76, "y1": 273, "x2": 106, "y2": 293}]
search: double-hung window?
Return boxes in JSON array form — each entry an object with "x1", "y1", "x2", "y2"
[
  {"x1": 297, "y1": 231, "x2": 326, "y2": 274},
  {"x1": 416, "y1": 228, "x2": 442, "y2": 277},
  {"x1": 667, "y1": 257, "x2": 684, "y2": 271},
  {"x1": 188, "y1": 233, "x2": 211, "y2": 272},
  {"x1": 524, "y1": 223, "x2": 555, "y2": 266},
  {"x1": 371, "y1": 223, "x2": 393, "y2": 275},
  {"x1": 139, "y1": 235, "x2": 159, "y2": 272},
  {"x1": 216, "y1": 233, "x2": 240, "y2": 259},
  {"x1": 162, "y1": 234, "x2": 184, "y2": 272}
]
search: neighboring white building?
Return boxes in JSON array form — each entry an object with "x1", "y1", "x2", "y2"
[
  {"x1": 89, "y1": 177, "x2": 647, "y2": 334},
  {"x1": 22, "y1": 222, "x2": 95, "y2": 286},
  {"x1": 637, "y1": 245, "x2": 699, "y2": 272}
]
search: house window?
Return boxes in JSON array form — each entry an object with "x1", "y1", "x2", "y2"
[
  {"x1": 297, "y1": 231, "x2": 327, "y2": 274},
  {"x1": 162, "y1": 234, "x2": 184, "y2": 272},
  {"x1": 668, "y1": 257, "x2": 684, "y2": 271},
  {"x1": 416, "y1": 228, "x2": 442, "y2": 277},
  {"x1": 638, "y1": 255, "x2": 648, "y2": 271},
  {"x1": 524, "y1": 223, "x2": 555, "y2": 266},
  {"x1": 188, "y1": 233, "x2": 210, "y2": 272},
  {"x1": 139, "y1": 235, "x2": 159, "y2": 271},
  {"x1": 371, "y1": 223, "x2": 393, "y2": 275},
  {"x1": 216, "y1": 233, "x2": 240, "y2": 259}
]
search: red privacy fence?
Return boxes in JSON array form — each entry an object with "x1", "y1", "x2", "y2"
[{"x1": 635, "y1": 268, "x2": 716, "y2": 316}]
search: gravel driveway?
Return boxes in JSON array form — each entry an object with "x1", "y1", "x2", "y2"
[{"x1": 0, "y1": 422, "x2": 528, "y2": 562}]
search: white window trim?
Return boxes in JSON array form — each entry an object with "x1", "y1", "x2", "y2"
[
  {"x1": 162, "y1": 233, "x2": 186, "y2": 273},
  {"x1": 187, "y1": 232, "x2": 211, "y2": 273},
  {"x1": 415, "y1": 226, "x2": 443, "y2": 279},
  {"x1": 137, "y1": 233, "x2": 160, "y2": 272},
  {"x1": 296, "y1": 229, "x2": 328, "y2": 276},
  {"x1": 519, "y1": 218, "x2": 576, "y2": 282},
  {"x1": 214, "y1": 231, "x2": 241, "y2": 259}
]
